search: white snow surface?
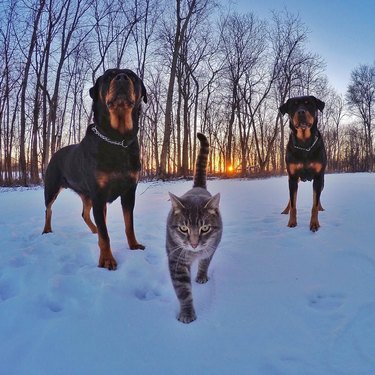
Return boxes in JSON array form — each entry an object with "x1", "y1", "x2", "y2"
[{"x1": 1, "y1": 173, "x2": 375, "y2": 374}]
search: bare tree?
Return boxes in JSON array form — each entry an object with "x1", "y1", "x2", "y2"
[
  {"x1": 0, "y1": 0, "x2": 19, "y2": 184},
  {"x1": 218, "y1": 12, "x2": 250, "y2": 172},
  {"x1": 270, "y1": 10, "x2": 310, "y2": 173},
  {"x1": 0, "y1": 1, "x2": 365, "y2": 185},
  {"x1": 219, "y1": 11, "x2": 281, "y2": 174},
  {"x1": 346, "y1": 63, "x2": 375, "y2": 171},
  {"x1": 142, "y1": 69, "x2": 164, "y2": 177},
  {"x1": 177, "y1": 14, "x2": 212, "y2": 176},
  {"x1": 158, "y1": 0, "x2": 211, "y2": 178},
  {"x1": 321, "y1": 90, "x2": 346, "y2": 171},
  {"x1": 18, "y1": 0, "x2": 46, "y2": 185}
]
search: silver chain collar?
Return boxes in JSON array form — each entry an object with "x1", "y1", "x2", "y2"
[
  {"x1": 91, "y1": 125, "x2": 135, "y2": 149},
  {"x1": 293, "y1": 135, "x2": 319, "y2": 152}
]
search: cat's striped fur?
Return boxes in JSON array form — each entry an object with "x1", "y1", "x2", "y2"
[
  {"x1": 166, "y1": 133, "x2": 222, "y2": 323},
  {"x1": 193, "y1": 132, "x2": 209, "y2": 189}
]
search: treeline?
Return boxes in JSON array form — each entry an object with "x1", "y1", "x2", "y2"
[{"x1": 0, "y1": 0, "x2": 374, "y2": 186}]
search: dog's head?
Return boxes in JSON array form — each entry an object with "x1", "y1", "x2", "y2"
[
  {"x1": 279, "y1": 96, "x2": 325, "y2": 141},
  {"x1": 90, "y1": 69, "x2": 147, "y2": 135}
]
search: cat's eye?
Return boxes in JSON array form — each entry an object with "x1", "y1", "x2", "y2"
[
  {"x1": 179, "y1": 225, "x2": 189, "y2": 233},
  {"x1": 200, "y1": 225, "x2": 211, "y2": 233}
]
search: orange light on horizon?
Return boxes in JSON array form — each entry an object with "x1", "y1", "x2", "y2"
[{"x1": 228, "y1": 165, "x2": 234, "y2": 173}]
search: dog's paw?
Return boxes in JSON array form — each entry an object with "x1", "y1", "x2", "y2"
[
  {"x1": 287, "y1": 220, "x2": 297, "y2": 228},
  {"x1": 310, "y1": 220, "x2": 320, "y2": 232},
  {"x1": 129, "y1": 243, "x2": 145, "y2": 250},
  {"x1": 98, "y1": 254, "x2": 117, "y2": 270},
  {"x1": 42, "y1": 227, "x2": 52, "y2": 234},
  {"x1": 281, "y1": 202, "x2": 290, "y2": 214}
]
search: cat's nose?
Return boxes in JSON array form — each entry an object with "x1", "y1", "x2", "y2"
[{"x1": 191, "y1": 243, "x2": 198, "y2": 249}]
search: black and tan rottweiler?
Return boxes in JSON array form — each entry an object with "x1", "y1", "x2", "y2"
[
  {"x1": 279, "y1": 95, "x2": 326, "y2": 232},
  {"x1": 43, "y1": 68, "x2": 147, "y2": 270}
]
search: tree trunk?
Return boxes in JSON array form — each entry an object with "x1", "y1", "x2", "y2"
[
  {"x1": 19, "y1": 0, "x2": 46, "y2": 185},
  {"x1": 159, "y1": 0, "x2": 197, "y2": 178}
]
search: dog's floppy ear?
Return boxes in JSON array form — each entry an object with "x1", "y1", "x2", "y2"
[
  {"x1": 127, "y1": 69, "x2": 147, "y2": 104},
  {"x1": 279, "y1": 100, "x2": 289, "y2": 116},
  {"x1": 89, "y1": 77, "x2": 101, "y2": 101},
  {"x1": 313, "y1": 96, "x2": 325, "y2": 112},
  {"x1": 141, "y1": 80, "x2": 148, "y2": 104}
]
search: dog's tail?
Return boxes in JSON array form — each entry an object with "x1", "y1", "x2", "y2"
[{"x1": 193, "y1": 133, "x2": 209, "y2": 189}]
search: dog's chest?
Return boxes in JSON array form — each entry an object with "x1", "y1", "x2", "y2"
[
  {"x1": 288, "y1": 161, "x2": 324, "y2": 181},
  {"x1": 95, "y1": 170, "x2": 138, "y2": 200}
]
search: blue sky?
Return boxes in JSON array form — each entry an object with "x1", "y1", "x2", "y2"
[{"x1": 228, "y1": 0, "x2": 375, "y2": 95}]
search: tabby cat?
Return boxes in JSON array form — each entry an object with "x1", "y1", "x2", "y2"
[{"x1": 166, "y1": 133, "x2": 223, "y2": 323}]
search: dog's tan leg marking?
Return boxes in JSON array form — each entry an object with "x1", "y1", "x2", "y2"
[
  {"x1": 281, "y1": 201, "x2": 290, "y2": 214},
  {"x1": 42, "y1": 188, "x2": 62, "y2": 234},
  {"x1": 80, "y1": 195, "x2": 97, "y2": 234},
  {"x1": 288, "y1": 163, "x2": 303, "y2": 175},
  {"x1": 309, "y1": 162, "x2": 323, "y2": 174},
  {"x1": 43, "y1": 203, "x2": 54, "y2": 234},
  {"x1": 98, "y1": 234, "x2": 117, "y2": 270},
  {"x1": 288, "y1": 191, "x2": 297, "y2": 228},
  {"x1": 310, "y1": 191, "x2": 320, "y2": 232},
  {"x1": 122, "y1": 208, "x2": 145, "y2": 250}
]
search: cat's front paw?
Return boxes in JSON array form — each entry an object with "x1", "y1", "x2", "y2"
[
  {"x1": 178, "y1": 310, "x2": 197, "y2": 324},
  {"x1": 195, "y1": 275, "x2": 208, "y2": 284}
]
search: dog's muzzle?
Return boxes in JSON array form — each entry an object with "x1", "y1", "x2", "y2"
[{"x1": 296, "y1": 110, "x2": 311, "y2": 129}]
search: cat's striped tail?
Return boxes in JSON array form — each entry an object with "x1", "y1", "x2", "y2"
[{"x1": 193, "y1": 133, "x2": 209, "y2": 189}]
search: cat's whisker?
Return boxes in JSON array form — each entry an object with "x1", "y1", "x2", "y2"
[
  {"x1": 202, "y1": 245, "x2": 215, "y2": 253},
  {"x1": 168, "y1": 245, "x2": 184, "y2": 256}
]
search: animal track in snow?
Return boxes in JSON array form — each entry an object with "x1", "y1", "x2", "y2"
[
  {"x1": 308, "y1": 292, "x2": 345, "y2": 311},
  {"x1": 45, "y1": 298, "x2": 64, "y2": 313},
  {"x1": 145, "y1": 252, "x2": 162, "y2": 265},
  {"x1": 8, "y1": 255, "x2": 28, "y2": 268},
  {"x1": 134, "y1": 287, "x2": 161, "y2": 301},
  {"x1": 261, "y1": 216, "x2": 278, "y2": 224},
  {"x1": 329, "y1": 302, "x2": 375, "y2": 373},
  {"x1": 0, "y1": 279, "x2": 18, "y2": 301}
]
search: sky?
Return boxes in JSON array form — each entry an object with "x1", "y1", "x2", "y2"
[{"x1": 229, "y1": 0, "x2": 375, "y2": 96}]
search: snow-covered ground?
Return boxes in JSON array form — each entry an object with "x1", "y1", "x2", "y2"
[{"x1": 1, "y1": 173, "x2": 375, "y2": 374}]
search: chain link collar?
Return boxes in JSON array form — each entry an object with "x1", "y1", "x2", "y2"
[
  {"x1": 91, "y1": 125, "x2": 135, "y2": 149},
  {"x1": 293, "y1": 134, "x2": 319, "y2": 152}
]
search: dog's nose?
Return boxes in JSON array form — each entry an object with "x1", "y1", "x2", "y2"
[
  {"x1": 297, "y1": 109, "x2": 306, "y2": 116},
  {"x1": 115, "y1": 73, "x2": 129, "y2": 81}
]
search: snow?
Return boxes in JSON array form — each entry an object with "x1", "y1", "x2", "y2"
[{"x1": 1, "y1": 173, "x2": 375, "y2": 374}]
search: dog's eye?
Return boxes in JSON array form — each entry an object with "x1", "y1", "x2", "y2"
[
  {"x1": 106, "y1": 70, "x2": 116, "y2": 77},
  {"x1": 179, "y1": 225, "x2": 189, "y2": 233}
]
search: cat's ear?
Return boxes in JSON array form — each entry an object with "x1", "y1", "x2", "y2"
[
  {"x1": 205, "y1": 193, "x2": 220, "y2": 214},
  {"x1": 169, "y1": 192, "x2": 185, "y2": 214}
]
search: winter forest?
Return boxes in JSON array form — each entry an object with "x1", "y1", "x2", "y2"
[{"x1": 0, "y1": 0, "x2": 374, "y2": 186}]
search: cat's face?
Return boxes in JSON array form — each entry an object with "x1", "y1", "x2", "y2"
[{"x1": 168, "y1": 193, "x2": 222, "y2": 253}]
